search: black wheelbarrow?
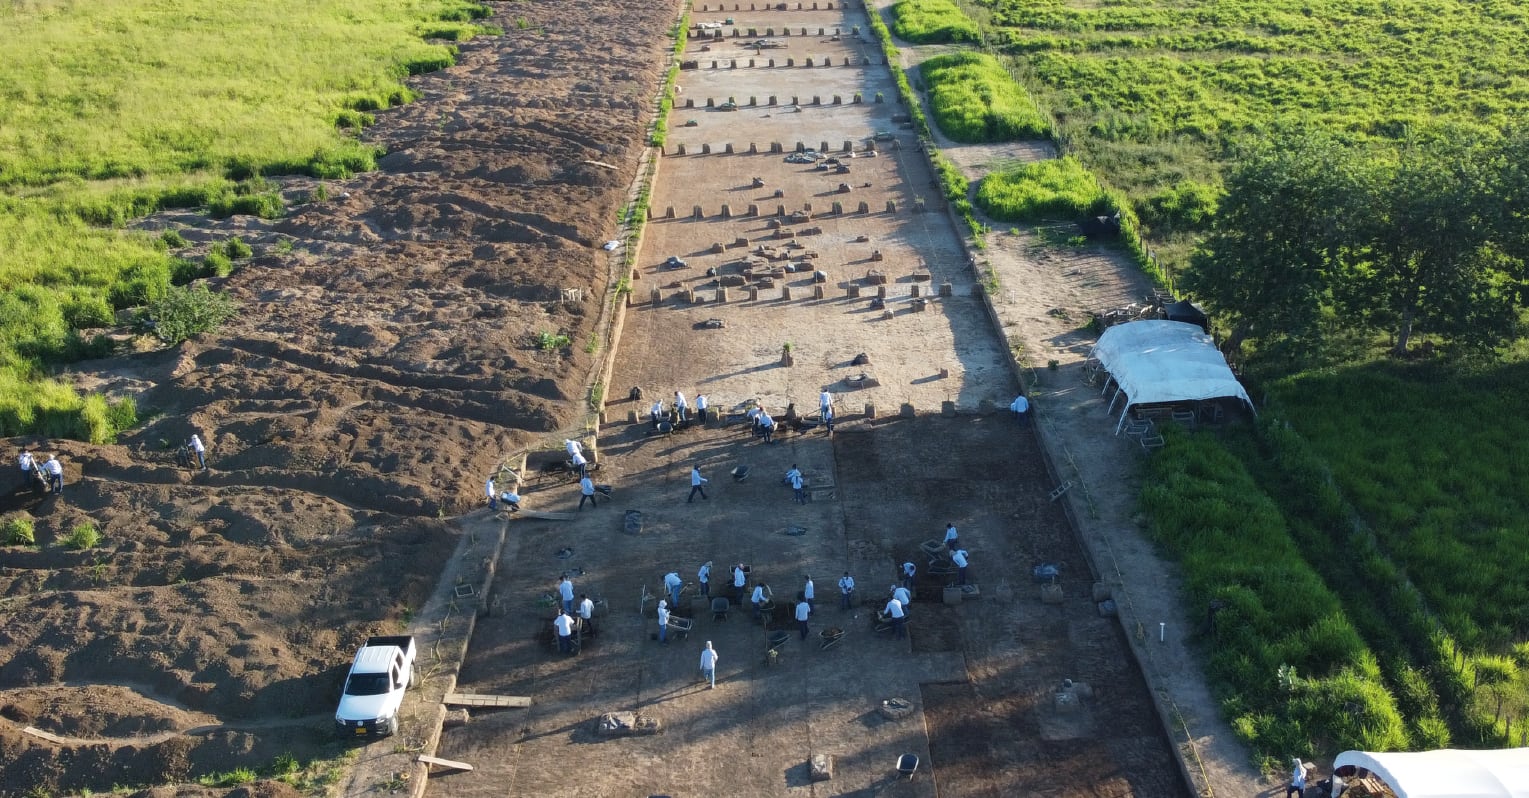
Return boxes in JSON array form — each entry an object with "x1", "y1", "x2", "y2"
[{"x1": 896, "y1": 753, "x2": 919, "y2": 779}]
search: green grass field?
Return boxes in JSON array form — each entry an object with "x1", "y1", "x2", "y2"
[
  {"x1": 0, "y1": 0, "x2": 492, "y2": 440},
  {"x1": 971, "y1": 0, "x2": 1529, "y2": 259}
]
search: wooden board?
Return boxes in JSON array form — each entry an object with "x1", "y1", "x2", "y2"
[
  {"x1": 417, "y1": 754, "x2": 474, "y2": 772},
  {"x1": 22, "y1": 726, "x2": 67, "y2": 744},
  {"x1": 515, "y1": 510, "x2": 575, "y2": 521},
  {"x1": 443, "y1": 692, "x2": 532, "y2": 708}
]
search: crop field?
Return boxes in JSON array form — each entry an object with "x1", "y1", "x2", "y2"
[{"x1": 0, "y1": 0, "x2": 492, "y2": 439}]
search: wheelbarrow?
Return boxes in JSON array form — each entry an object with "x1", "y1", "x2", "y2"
[{"x1": 896, "y1": 753, "x2": 919, "y2": 779}]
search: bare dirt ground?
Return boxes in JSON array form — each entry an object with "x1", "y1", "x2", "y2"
[
  {"x1": 0, "y1": 0, "x2": 673, "y2": 793},
  {"x1": 3, "y1": 0, "x2": 1260, "y2": 794},
  {"x1": 425, "y1": 2, "x2": 1184, "y2": 796}
]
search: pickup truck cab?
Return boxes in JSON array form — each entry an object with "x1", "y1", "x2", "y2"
[{"x1": 334, "y1": 635, "x2": 416, "y2": 737}]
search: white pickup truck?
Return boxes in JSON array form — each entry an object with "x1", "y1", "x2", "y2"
[{"x1": 334, "y1": 635, "x2": 416, "y2": 737}]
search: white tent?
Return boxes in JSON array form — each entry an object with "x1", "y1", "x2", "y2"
[
  {"x1": 1333, "y1": 748, "x2": 1529, "y2": 798},
  {"x1": 1087, "y1": 320, "x2": 1253, "y2": 432}
]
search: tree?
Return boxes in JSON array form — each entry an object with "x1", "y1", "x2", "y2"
[
  {"x1": 1183, "y1": 131, "x2": 1375, "y2": 360},
  {"x1": 1347, "y1": 132, "x2": 1520, "y2": 355}
]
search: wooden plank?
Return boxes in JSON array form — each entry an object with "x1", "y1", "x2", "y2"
[
  {"x1": 443, "y1": 692, "x2": 532, "y2": 708},
  {"x1": 515, "y1": 510, "x2": 575, "y2": 521},
  {"x1": 417, "y1": 754, "x2": 474, "y2": 772},
  {"x1": 22, "y1": 726, "x2": 68, "y2": 744}
]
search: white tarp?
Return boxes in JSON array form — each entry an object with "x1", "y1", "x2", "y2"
[
  {"x1": 1089, "y1": 320, "x2": 1252, "y2": 427},
  {"x1": 1333, "y1": 748, "x2": 1529, "y2": 798}
]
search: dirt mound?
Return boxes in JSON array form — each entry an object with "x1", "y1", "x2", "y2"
[{"x1": 1, "y1": 1, "x2": 674, "y2": 793}]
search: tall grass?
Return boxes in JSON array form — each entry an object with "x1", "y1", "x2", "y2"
[
  {"x1": 922, "y1": 52, "x2": 1049, "y2": 142},
  {"x1": 891, "y1": 0, "x2": 980, "y2": 44},
  {"x1": 1141, "y1": 427, "x2": 1408, "y2": 766},
  {"x1": 0, "y1": 0, "x2": 491, "y2": 440},
  {"x1": 974, "y1": 156, "x2": 1105, "y2": 221}
]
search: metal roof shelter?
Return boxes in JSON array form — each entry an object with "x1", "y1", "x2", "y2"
[
  {"x1": 1332, "y1": 748, "x2": 1529, "y2": 798},
  {"x1": 1088, "y1": 320, "x2": 1253, "y2": 433}
]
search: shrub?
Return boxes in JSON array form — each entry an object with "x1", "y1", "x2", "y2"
[
  {"x1": 535, "y1": 331, "x2": 571, "y2": 351},
  {"x1": 923, "y1": 53, "x2": 1049, "y2": 142},
  {"x1": 139, "y1": 284, "x2": 240, "y2": 345},
  {"x1": 3, "y1": 516, "x2": 36, "y2": 546},
  {"x1": 159, "y1": 229, "x2": 189, "y2": 248},
  {"x1": 64, "y1": 523, "x2": 100, "y2": 550},
  {"x1": 203, "y1": 252, "x2": 234, "y2": 278},
  {"x1": 170, "y1": 257, "x2": 206, "y2": 285},
  {"x1": 891, "y1": 0, "x2": 979, "y2": 43},
  {"x1": 221, "y1": 237, "x2": 253, "y2": 260},
  {"x1": 976, "y1": 156, "x2": 1106, "y2": 222}
]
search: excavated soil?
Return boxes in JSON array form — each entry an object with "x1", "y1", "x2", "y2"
[{"x1": 0, "y1": 0, "x2": 673, "y2": 793}]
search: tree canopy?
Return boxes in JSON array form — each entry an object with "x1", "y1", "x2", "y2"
[{"x1": 1185, "y1": 128, "x2": 1529, "y2": 363}]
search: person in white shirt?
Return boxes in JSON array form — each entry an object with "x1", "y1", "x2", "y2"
[
  {"x1": 553, "y1": 610, "x2": 575, "y2": 654},
  {"x1": 883, "y1": 597, "x2": 906, "y2": 638},
  {"x1": 657, "y1": 600, "x2": 671, "y2": 644},
  {"x1": 486, "y1": 477, "x2": 497, "y2": 510},
  {"x1": 578, "y1": 594, "x2": 595, "y2": 635},
  {"x1": 697, "y1": 561, "x2": 712, "y2": 598},
  {"x1": 578, "y1": 476, "x2": 598, "y2": 509},
  {"x1": 695, "y1": 394, "x2": 709, "y2": 423},
  {"x1": 674, "y1": 391, "x2": 689, "y2": 422},
  {"x1": 751, "y1": 584, "x2": 768, "y2": 621},
  {"x1": 650, "y1": 398, "x2": 666, "y2": 427},
  {"x1": 1009, "y1": 393, "x2": 1030, "y2": 425},
  {"x1": 570, "y1": 450, "x2": 588, "y2": 479},
  {"x1": 558, "y1": 575, "x2": 576, "y2": 614},
  {"x1": 789, "y1": 470, "x2": 806, "y2": 504},
  {"x1": 499, "y1": 490, "x2": 521, "y2": 512},
  {"x1": 188, "y1": 434, "x2": 207, "y2": 470},
  {"x1": 902, "y1": 561, "x2": 916, "y2": 590},
  {"x1": 952, "y1": 549, "x2": 970, "y2": 585},
  {"x1": 758, "y1": 411, "x2": 775, "y2": 444},
  {"x1": 943, "y1": 523, "x2": 959, "y2": 552},
  {"x1": 893, "y1": 585, "x2": 912, "y2": 607},
  {"x1": 819, "y1": 390, "x2": 833, "y2": 417},
  {"x1": 795, "y1": 599, "x2": 811, "y2": 639},
  {"x1": 699, "y1": 641, "x2": 718, "y2": 688},
  {"x1": 17, "y1": 450, "x2": 33, "y2": 475},
  {"x1": 43, "y1": 455, "x2": 63, "y2": 494},
  {"x1": 565, "y1": 438, "x2": 583, "y2": 458},
  {"x1": 782, "y1": 464, "x2": 802, "y2": 486},
  {"x1": 664, "y1": 571, "x2": 684, "y2": 609},
  {"x1": 802, "y1": 576, "x2": 815, "y2": 609},
  {"x1": 687, "y1": 464, "x2": 708, "y2": 502},
  {"x1": 733, "y1": 563, "x2": 748, "y2": 602},
  {"x1": 838, "y1": 572, "x2": 855, "y2": 609}
]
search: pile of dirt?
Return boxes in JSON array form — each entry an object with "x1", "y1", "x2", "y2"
[{"x1": 0, "y1": 0, "x2": 674, "y2": 794}]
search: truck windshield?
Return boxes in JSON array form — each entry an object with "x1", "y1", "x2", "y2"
[{"x1": 344, "y1": 673, "x2": 391, "y2": 696}]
